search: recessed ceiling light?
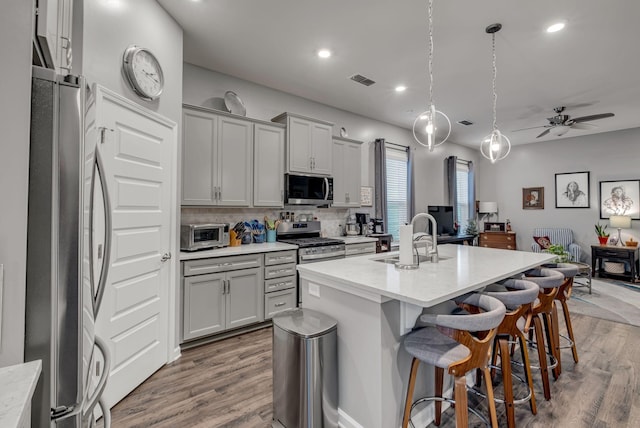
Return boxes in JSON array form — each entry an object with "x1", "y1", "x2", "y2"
[
  {"x1": 395, "y1": 85, "x2": 407, "y2": 92},
  {"x1": 546, "y1": 22, "x2": 566, "y2": 33},
  {"x1": 317, "y1": 49, "x2": 332, "y2": 59}
]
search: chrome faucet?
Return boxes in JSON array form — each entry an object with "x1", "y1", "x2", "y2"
[{"x1": 410, "y1": 213, "x2": 439, "y2": 263}]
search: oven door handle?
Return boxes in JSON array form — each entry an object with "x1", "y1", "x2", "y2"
[{"x1": 300, "y1": 250, "x2": 345, "y2": 261}]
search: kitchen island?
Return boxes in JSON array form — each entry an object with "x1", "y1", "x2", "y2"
[{"x1": 297, "y1": 244, "x2": 553, "y2": 428}]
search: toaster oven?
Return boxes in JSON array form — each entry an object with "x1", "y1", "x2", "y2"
[{"x1": 180, "y1": 223, "x2": 230, "y2": 251}]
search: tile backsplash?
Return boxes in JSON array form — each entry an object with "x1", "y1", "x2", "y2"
[{"x1": 181, "y1": 206, "x2": 375, "y2": 238}]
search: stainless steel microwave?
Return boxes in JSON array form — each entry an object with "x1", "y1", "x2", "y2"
[
  {"x1": 180, "y1": 223, "x2": 230, "y2": 251},
  {"x1": 285, "y1": 174, "x2": 333, "y2": 205}
]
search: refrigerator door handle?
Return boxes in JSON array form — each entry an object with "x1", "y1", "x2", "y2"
[
  {"x1": 89, "y1": 144, "x2": 112, "y2": 318},
  {"x1": 82, "y1": 336, "x2": 111, "y2": 426}
]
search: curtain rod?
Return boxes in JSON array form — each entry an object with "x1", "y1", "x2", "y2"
[{"x1": 385, "y1": 141, "x2": 409, "y2": 150}]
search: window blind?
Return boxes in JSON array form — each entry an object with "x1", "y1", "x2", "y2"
[
  {"x1": 456, "y1": 162, "x2": 470, "y2": 230},
  {"x1": 385, "y1": 147, "x2": 408, "y2": 242}
]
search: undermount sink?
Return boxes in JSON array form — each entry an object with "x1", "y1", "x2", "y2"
[{"x1": 374, "y1": 254, "x2": 451, "y2": 264}]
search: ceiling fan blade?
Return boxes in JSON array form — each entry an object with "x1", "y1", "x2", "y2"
[
  {"x1": 536, "y1": 128, "x2": 551, "y2": 138},
  {"x1": 571, "y1": 113, "x2": 614, "y2": 123},
  {"x1": 512, "y1": 125, "x2": 550, "y2": 132},
  {"x1": 570, "y1": 122, "x2": 597, "y2": 130}
]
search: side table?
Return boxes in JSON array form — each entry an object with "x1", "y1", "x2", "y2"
[
  {"x1": 591, "y1": 245, "x2": 639, "y2": 283},
  {"x1": 569, "y1": 261, "x2": 592, "y2": 294}
]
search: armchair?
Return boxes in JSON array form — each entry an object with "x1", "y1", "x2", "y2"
[{"x1": 531, "y1": 228, "x2": 582, "y2": 262}]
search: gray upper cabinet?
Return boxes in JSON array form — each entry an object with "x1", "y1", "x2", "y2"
[
  {"x1": 182, "y1": 108, "x2": 216, "y2": 205},
  {"x1": 181, "y1": 106, "x2": 253, "y2": 206},
  {"x1": 217, "y1": 116, "x2": 253, "y2": 206},
  {"x1": 253, "y1": 123, "x2": 285, "y2": 207},
  {"x1": 272, "y1": 113, "x2": 333, "y2": 176},
  {"x1": 332, "y1": 137, "x2": 363, "y2": 208}
]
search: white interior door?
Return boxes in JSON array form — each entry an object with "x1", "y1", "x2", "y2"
[{"x1": 94, "y1": 86, "x2": 176, "y2": 409}]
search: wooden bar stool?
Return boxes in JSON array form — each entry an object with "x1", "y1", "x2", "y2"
[
  {"x1": 480, "y1": 278, "x2": 540, "y2": 428},
  {"x1": 542, "y1": 262, "x2": 581, "y2": 377},
  {"x1": 520, "y1": 268, "x2": 565, "y2": 400},
  {"x1": 402, "y1": 293, "x2": 506, "y2": 428}
]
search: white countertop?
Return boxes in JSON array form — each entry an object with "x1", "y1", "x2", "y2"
[
  {"x1": 331, "y1": 236, "x2": 378, "y2": 244},
  {"x1": 0, "y1": 360, "x2": 41, "y2": 428},
  {"x1": 297, "y1": 245, "x2": 554, "y2": 308},
  {"x1": 180, "y1": 242, "x2": 298, "y2": 260}
]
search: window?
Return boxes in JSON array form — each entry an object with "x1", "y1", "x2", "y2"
[
  {"x1": 455, "y1": 160, "x2": 472, "y2": 230},
  {"x1": 385, "y1": 146, "x2": 409, "y2": 241}
]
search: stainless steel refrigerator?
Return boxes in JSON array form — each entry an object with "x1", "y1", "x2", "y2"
[{"x1": 25, "y1": 66, "x2": 111, "y2": 427}]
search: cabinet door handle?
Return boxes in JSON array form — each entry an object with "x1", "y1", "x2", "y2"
[
  {"x1": 226, "y1": 279, "x2": 230, "y2": 294},
  {"x1": 274, "y1": 302, "x2": 286, "y2": 307}
]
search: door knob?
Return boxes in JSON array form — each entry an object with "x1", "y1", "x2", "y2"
[{"x1": 160, "y1": 252, "x2": 172, "y2": 262}]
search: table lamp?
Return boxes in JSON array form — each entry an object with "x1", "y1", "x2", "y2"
[
  {"x1": 478, "y1": 201, "x2": 498, "y2": 222},
  {"x1": 609, "y1": 215, "x2": 631, "y2": 246}
]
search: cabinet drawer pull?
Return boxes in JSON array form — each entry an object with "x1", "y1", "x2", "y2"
[{"x1": 274, "y1": 302, "x2": 286, "y2": 307}]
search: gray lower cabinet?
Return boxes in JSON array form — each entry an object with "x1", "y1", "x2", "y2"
[
  {"x1": 182, "y1": 254, "x2": 264, "y2": 342},
  {"x1": 263, "y1": 250, "x2": 297, "y2": 319}
]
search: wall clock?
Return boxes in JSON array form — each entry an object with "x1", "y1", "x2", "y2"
[{"x1": 122, "y1": 45, "x2": 164, "y2": 100}]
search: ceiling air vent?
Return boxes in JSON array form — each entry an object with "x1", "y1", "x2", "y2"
[
  {"x1": 457, "y1": 120, "x2": 474, "y2": 126},
  {"x1": 349, "y1": 74, "x2": 376, "y2": 86}
]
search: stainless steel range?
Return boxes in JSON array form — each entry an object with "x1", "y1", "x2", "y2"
[{"x1": 277, "y1": 221, "x2": 345, "y2": 303}]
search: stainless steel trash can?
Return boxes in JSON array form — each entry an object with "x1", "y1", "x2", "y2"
[{"x1": 272, "y1": 308, "x2": 338, "y2": 428}]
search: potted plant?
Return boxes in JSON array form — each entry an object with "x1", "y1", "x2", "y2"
[
  {"x1": 546, "y1": 244, "x2": 571, "y2": 263},
  {"x1": 595, "y1": 222, "x2": 609, "y2": 245}
]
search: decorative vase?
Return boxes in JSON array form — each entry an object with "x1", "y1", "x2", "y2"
[{"x1": 597, "y1": 236, "x2": 609, "y2": 245}]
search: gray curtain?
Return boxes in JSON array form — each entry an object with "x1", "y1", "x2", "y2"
[
  {"x1": 374, "y1": 138, "x2": 387, "y2": 232},
  {"x1": 407, "y1": 146, "x2": 415, "y2": 222},
  {"x1": 446, "y1": 156, "x2": 457, "y2": 212},
  {"x1": 467, "y1": 161, "x2": 476, "y2": 221}
]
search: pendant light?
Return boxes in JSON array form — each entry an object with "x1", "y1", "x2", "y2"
[
  {"x1": 480, "y1": 23, "x2": 511, "y2": 163},
  {"x1": 412, "y1": 0, "x2": 451, "y2": 151}
]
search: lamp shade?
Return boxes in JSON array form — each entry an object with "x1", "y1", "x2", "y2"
[
  {"x1": 479, "y1": 202, "x2": 498, "y2": 213},
  {"x1": 610, "y1": 215, "x2": 631, "y2": 229}
]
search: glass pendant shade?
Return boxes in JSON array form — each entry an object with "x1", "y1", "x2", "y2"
[
  {"x1": 412, "y1": 104, "x2": 451, "y2": 151},
  {"x1": 481, "y1": 129, "x2": 511, "y2": 163}
]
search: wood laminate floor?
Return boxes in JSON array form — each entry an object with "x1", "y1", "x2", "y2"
[{"x1": 106, "y1": 312, "x2": 640, "y2": 427}]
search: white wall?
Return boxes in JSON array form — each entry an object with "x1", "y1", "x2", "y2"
[
  {"x1": 0, "y1": 0, "x2": 34, "y2": 367},
  {"x1": 183, "y1": 63, "x2": 482, "y2": 218},
  {"x1": 82, "y1": 0, "x2": 183, "y2": 124},
  {"x1": 478, "y1": 127, "x2": 640, "y2": 261}
]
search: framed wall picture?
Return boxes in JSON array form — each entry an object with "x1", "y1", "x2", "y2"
[
  {"x1": 360, "y1": 186, "x2": 373, "y2": 207},
  {"x1": 523, "y1": 187, "x2": 544, "y2": 210},
  {"x1": 555, "y1": 171, "x2": 590, "y2": 208},
  {"x1": 599, "y1": 180, "x2": 640, "y2": 219}
]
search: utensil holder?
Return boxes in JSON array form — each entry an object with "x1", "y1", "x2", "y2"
[
  {"x1": 254, "y1": 231, "x2": 266, "y2": 244},
  {"x1": 266, "y1": 229, "x2": 276, "y2": 243},
  {"x1": 230, "y1": 230, "x2": 242, "y2": 247}
]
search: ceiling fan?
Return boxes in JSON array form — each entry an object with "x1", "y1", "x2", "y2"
[{"x1": 513, "y1": 106, "x2": 615, "y2": 138}]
